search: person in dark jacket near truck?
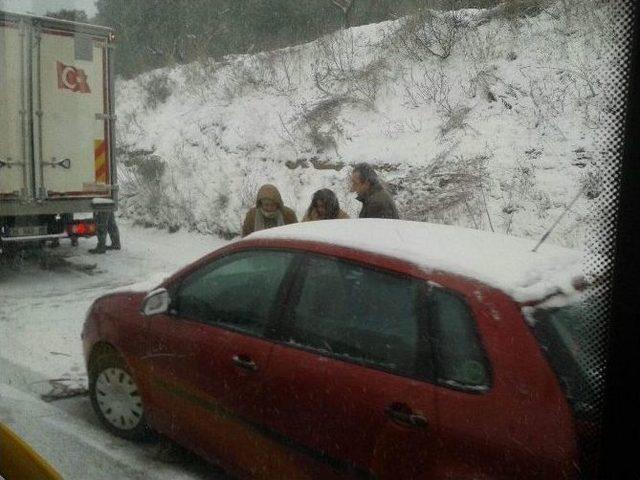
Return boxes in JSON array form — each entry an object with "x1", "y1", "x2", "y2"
[
  {"x1": 350, "y1": 163, "x2": 399, "y2": 219},
  {"x1": 242, "y1": 184, "x2": 298, "y2": 237}
]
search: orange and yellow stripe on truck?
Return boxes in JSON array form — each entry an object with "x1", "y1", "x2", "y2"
[{"x1": 94, "y1": 139, "x2": 108, "y2": 184}]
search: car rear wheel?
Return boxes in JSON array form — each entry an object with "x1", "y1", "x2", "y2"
[{"x1": 89, "y1": 352, "x2": 150, "y2": 441}]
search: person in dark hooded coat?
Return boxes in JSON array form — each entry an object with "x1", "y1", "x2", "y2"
[{"x1": 242, "y1": 184, "x2": 297, "y2": 237}]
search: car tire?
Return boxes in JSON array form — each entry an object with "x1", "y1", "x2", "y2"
[{"x1": 89, "y1": 351, "x2": 150, "y2": 441}]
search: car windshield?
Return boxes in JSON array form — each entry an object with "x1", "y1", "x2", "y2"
[{"x1": 528, "y1": 299, "x2": 601, "y2": 421}]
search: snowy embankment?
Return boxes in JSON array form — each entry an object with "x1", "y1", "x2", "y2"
[{"x1": 115, "y1": 0, "x2": 615, "y2": 248}]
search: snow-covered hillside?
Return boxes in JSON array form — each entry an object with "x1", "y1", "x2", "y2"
[{"x1": 115, "y1": 0, "x2": 617, "y2": 247}]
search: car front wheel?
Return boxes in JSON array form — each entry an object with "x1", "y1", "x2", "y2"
[{"x1": 89, "y1": 352, "x2": 150, "y2": 441}]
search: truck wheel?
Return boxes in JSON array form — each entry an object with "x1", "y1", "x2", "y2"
[{"x1": 89, "y1": 352, "x2": 150, "y2": 441}]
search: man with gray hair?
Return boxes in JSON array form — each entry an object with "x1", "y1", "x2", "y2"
[{"x1": 350, "y1": 162, "x2": 399, "y2": 219}]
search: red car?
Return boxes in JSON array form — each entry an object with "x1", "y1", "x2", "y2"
[{"x1": 82, "y1": 219, "x2": 598, "y2": 479}]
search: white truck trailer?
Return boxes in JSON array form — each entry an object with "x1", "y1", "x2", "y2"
[{"x1": 0, "y1": 10, "x2": 116, "y2": 251}]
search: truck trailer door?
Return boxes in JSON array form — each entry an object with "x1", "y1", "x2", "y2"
[
  {"x1": 0, "y1": 19, "x2": 30, "y2": 200},
  {"x1": 32, "y1": 25, "x2": 112, "y2": 199}
]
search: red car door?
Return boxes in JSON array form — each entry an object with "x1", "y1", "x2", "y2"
[
  {"x1": 261, "y1": 253, "x2": 439, "y2": 478},
  {"x1": 139, "y1": 249, "x2": 301, "y2": 476},
  {"x1": 370, "y1": 284, "x2": 494, "y2": 479},
  {"x1": 373, "y1": 283, "x2": 577, "y2": 480}
]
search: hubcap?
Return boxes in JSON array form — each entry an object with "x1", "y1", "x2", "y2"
[{"x1": 95, "y1": 367, "x2": 143, "y2": 430}]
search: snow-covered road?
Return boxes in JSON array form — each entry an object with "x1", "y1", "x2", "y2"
[{"x1": 0, "y1": 221, "x2": 231, "y2": 479}]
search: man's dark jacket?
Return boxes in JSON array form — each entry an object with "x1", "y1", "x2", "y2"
[{"x1": 357, "y1": 183, "x2": 399, "y2": 219}]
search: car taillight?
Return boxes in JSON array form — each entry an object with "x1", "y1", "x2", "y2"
[{"x1": 68, "y1": 221, "x2": 97, "y2": 237}]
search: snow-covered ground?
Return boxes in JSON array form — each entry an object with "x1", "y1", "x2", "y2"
[{"x1": 0, "y1": 221, "x2": 230, "y2": 479}]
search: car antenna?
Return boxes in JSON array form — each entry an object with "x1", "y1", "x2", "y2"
[{"x1": 532, "y1": 185, "x2": 586, "y2": 253}]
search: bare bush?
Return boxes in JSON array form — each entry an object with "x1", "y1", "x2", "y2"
[
  {"x1": 218, "y1": 50, "x2": 304, "y2": 101},
  {"x1": 388, "y1": 9, "x2": 466, "y2": 61},
  {"x1": 314, "y1": 30, "x2": 358, "y2": 84},
  {"x1": 245, "y1": 55, "x2": 278, "y2": 88},
  {"x1": 118, "y1": 111, "x2": 146, "y2": 141},
  {"x1": 183, "y1": 59, "x2": 226, "y2": 102},
  {"x1": 314, "y1": 60, "x2": 386, "y2": 107},
  {"x1": 218, "y1": 60, "x2": 263, "y2": 103},
  {"x1": 164, "y1": 169, "x2": 197, "y2": 230},
  {"x1": 312, "y1": 30, "x2": 386, "y2": 107},
  {"x1": 351, "y1": 58, "x2": 388, "y2": 105},
  {"x1": 121, "y1": 149, "x2": 166, "y2": 185},
  {"x1": 300, "y1": 97, "x2": 353, "y2": 154},
  {"x1": 440, "y1": 105, "x2": 473, "y2": 136},
  {"x1": 519, "y1": 67, "x2": 571, "y2": 134},
  {"x1": 498, "y1": 158, "x2": 543, "y2": 234},
  {"x1": 532, "y1": 190, "x2": 552, "y2": 219},
  {"x1": 462, "y1": 66, "x2": 500, "y2": 102},
  {"x1": 265, "y1": 49, "x2": 304, "y2": 95},
  {"x1": 562, "y1": 42, "x2": 609, "y2": 129},
  {"x1": 403, "y1": 66, "x2": 452, "y2": 110},
  {"x1": 275, "y1": 112, "x2": 300, "y2": 153},
  {"x1": 395, "y1": 154, "x2": 491, "y2": 228},
  {"x1": 566, "y1": 44, "x2": 602, "y2": 97},
  {"x1": 543, "y1": 0, "x2": 613, "y2": 38},
  {"x1": 143, "y1": 71, "x2": 175, "y2": 110},
  {"x1": 402, "y1": 66, "x2": 472, "y2": 136},
  {"x1": 118, "y1": 148, "x2": 171, "y2": 225},
  {"x1": 460, "y1": 22, "x2": 506, "y2": 64},
  {"x1": 222, "y1": 62, "x2": 259, "y2": 99}
]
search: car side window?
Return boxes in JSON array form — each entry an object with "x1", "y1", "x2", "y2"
[
  {"x1": 287, "y1": 255, "x2": 431, "y2": 380},
  {"x1": 426, "y1": 287, "x2": 490, "y2": 391},
  {"x1": 176, "y1": 250, "x2": 296, "y2": 336}
]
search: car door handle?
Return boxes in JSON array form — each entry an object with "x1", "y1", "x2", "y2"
[
  {"x1": 385, "y1": 403, "x2": 428, "y2": 429},
  {"x1": 232, "y1": 355, "x2": 258, "y2": 372}
]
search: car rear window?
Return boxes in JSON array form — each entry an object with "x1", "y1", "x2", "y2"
[
  {"x1": 528, "y1": 300, "x2": 601, "y2": 420},
  {"x1": 427, "y1": 287, "x2": 491, "y2": 392}
]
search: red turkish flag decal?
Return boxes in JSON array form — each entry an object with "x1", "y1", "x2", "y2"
[{"x1": 57, "y1": 61, "x2": 91, "y2": 94}]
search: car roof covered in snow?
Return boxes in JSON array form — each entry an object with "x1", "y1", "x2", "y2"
[{"x1": 246, "y1": 219, "x2": 584, "y2": 303}]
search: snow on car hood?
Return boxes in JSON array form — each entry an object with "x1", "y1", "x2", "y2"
[
  {"x1": 105, "y1": 272, "x2": 171, "y2": 296},
  {"x1": 248, "y1": 219, "x2": 584, "y2": 303}
]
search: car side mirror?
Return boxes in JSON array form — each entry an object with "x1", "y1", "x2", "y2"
[{"x1": 141, "y1": 288, "x2": 170, "y2": 316}]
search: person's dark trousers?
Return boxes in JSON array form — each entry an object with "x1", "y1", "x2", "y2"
[
  {"x1": 90, "y1": 211, "x2": 120, "y2": 253},
  {"x1": 106, "y1": 211, "x2": 121, "y2": 249}
]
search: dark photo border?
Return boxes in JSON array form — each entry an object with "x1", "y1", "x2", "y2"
[{"x1": 600, "y1": 2, "x2": 640, "y2": 478}]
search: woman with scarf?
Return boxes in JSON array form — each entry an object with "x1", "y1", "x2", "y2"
[{"x1": 241, "y1": 184, "x2": 298, "y2": 237}]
